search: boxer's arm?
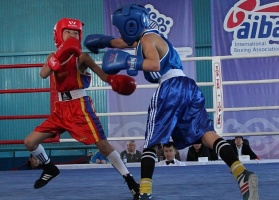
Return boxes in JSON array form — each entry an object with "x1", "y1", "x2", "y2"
[
  {"x1": 84, "y1": 34, "x2": 115, "y2": 54},
  {"x1": 110, "y1": 38, "x2": 137, "y2": 49},
  {"x1": 78, "y1": 53, "x2": 136, "y2": 95},
  {"x1": 139, "y1": 34, "x2": 161, "y2": 72},
  {"x1": 40, "y1": 53, "x2": 55, "y2": 79},
  {"x1": 78, "y1": 53, "x2": 108, "y2": 82},
  {"x1": 84, "y1": 34, "x2": 137, "y2": 53}
]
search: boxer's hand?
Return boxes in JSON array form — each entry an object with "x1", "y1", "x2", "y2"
[
  {"x1": 107, "y1": 74, "x2": 136, "y2": 95},
  {"x1": 102, "y1": 50, "x2": 143, "y2": 76},
  {"x1": 48, "y1": 38, "x2": 81, "y2": 71},
  {"x1": 84, "y1": 34, "x2": 114, "y2": 54}
]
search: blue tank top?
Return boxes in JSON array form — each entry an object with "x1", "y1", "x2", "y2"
[{"x1": 136, "y1": 29, "x2": 183, "y2": 83}]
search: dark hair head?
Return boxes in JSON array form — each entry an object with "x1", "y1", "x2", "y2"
[{"x1": 162, "y1": 142, "x2": 176, "y2": 149}]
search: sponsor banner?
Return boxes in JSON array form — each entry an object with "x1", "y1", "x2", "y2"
[
  {"x1": 212, "y1": 57, "x2": 224, "y2": 134},
  {"x1": 211, "y1": 0, "x2": 279, "y2": 159}
]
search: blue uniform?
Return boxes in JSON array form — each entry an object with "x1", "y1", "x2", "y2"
[{"x1": 138, "y1": 30, "x2": 215, "y2": 150}]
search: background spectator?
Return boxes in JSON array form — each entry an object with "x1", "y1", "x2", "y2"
[
  {"x1": 120, "y1": 140, "x2": 142, "y2": 163},
  {"x1": 157, "y1": 142, "x2": 185, "y2": 166},
  {"x1": 89, "y1": 151, "x2": 109, "y2": 164},
  {"x1": 230, "y1": 136, "x2": 258, "y2": 160},
  {"x1": 157, "y1": 144, "x2": 181, "y2": 161},
  {"x1": 186, "y1": 142, "x2": 210, "y2": 161}
]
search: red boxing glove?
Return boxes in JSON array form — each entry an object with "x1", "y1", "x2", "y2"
[
  {"x1": 107, "y1": 74, "x2": 136, "y2": 95},
  {"x1": 48, "y1": 37, "x2": 82, "y2": 71}
]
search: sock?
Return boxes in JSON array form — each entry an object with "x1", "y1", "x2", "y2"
[
  {"x1": 141, "y1": 148, "x2": 156, "y2": 179},
  {"x1": 107, "y1": 150, "x2": 129, "y2": 175},
  {"x1": 140, "y1": 178, "x2": 152, "y2": 194},
  {"x1": 139, "y1": 148, "x2": 156, "y2": 194},
  {"x1": 213, "y1": 138, "x2": 246, "y2": 179},
  {"x1": 31, "y1": 144, "x2": 50, "y2": 164},
  {"x1": 231, "y1": 161, "x2": 246, "y2": 179}
]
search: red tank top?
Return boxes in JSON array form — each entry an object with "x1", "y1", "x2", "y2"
[{"x1": 54, "y1": 56, "x2": 91, "y2": 92}]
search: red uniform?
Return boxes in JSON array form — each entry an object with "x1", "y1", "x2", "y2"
[{"x1": 34, "y1": 56, "x2": 106, "y2": 144}]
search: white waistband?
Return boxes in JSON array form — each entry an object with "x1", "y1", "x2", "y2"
[
  {"x1": 159, "y1": 69, "x2": 186, "y2": 84},
  {"x1": 58, "y1": 89, "x2": 87, "y2": 101}
]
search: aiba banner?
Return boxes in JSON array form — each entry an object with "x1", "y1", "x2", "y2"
[
  {"x1": 224, "y1": 0, "x2": 279, "y2": 55},
  {"x1": 211, "y1": 0, "x2": 279, "y2": 159}
]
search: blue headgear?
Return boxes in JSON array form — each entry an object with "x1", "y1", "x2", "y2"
[{"x1": 112, "y1": 4, "x2": 149, "y2": 46}]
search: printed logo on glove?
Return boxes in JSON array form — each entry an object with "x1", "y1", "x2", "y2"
[
  {"x1": 102, "y1": 50, "x2": 143, "y2": 76},
  {"x1": 48, "y1": 56, "x2": 59, "y2": 67}
]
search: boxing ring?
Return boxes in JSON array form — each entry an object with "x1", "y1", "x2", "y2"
[
  {"x1": 0, "y1": 162, "x2": 278, "y2": 199},
  {"x1": 0, "y1": 54, "x2": 279, "y2": 199}
]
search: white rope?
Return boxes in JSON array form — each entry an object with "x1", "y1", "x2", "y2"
[
  {"x1": 86, "y1": 82, "x2": 214, "y2": 91},
  {"x1": 181, "y1": 53, "x2": 279, "y2": 61},
  {"x1": 219, "y1": 132, "x2": 279, "y2": 137},
  {"x1": 224, "y1": 106, "x2": 279, "y2": 112},
  {"x1": 91, "y1": 105, "x2": 279, "y2": 117},
  {"x1": 60, "y1": 131, "x2": 279, "y2": 143},
  {"x1": 96, "y1": 111, "x2": 147, "y2": 117},
  {"x1": 61, "y1": 136, "x2": 145, "y2": 142},
  {"x1": 223, "y1": 79, "x2": 279, "y2": 85},
  {"x1": 80, "y1": 105, "x2": 278, "y2": 120},
  {"x1": 94, "y1": 53, "x2": 279, "y2": 63}
]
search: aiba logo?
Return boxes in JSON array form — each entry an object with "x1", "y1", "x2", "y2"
[
  {"x1": 145, "y1": 4, "x2": 173, "y2": 38},
  {"x1": 223, "y1": 0, "x2": 279, "y2": 55}
]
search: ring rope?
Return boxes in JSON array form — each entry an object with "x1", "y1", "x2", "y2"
[{"x1": 1, "y1": 53, "x2": 278, "y2": 144}]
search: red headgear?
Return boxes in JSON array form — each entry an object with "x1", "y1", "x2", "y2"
[{"x1": 54, "y1": 18, "x2": 84, "y2": 48}]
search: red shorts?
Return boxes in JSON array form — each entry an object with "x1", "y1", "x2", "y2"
[{"x1": 34, "y1": 96, "x2": 106, "y2": 145}]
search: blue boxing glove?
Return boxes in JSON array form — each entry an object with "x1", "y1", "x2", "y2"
[
  {"x1": 84, "y1": 34, "x2": 114, "y2": 54},
  {"x1": 102, "y1": 50, "x2": 143, "y2": 76}
]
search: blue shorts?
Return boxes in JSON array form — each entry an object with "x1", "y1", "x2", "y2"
[{"x1": 143, "y1": 76, "x2": 215, "y2": 150}]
